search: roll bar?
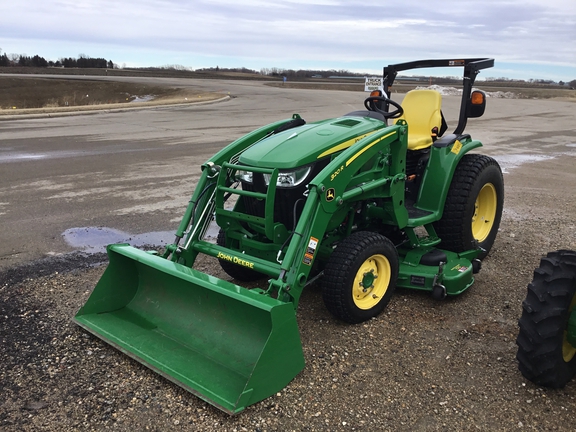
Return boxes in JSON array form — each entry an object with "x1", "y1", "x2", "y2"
[{"x1": 383, "y1": 58, "x2": 494, "y2": 135}]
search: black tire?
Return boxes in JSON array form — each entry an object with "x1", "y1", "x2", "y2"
[
  {"x1": 216, "y1": 229, "x2": 264, "y2": 282},
  {"x1": 434, "y1": 154, "x2": 503, "y2": 259},
  {"x1": 516, "y1": 250, "x2": 576, "y2": 387},
  {"x1": 322, "y1": 231, "x2": 399, "y2": 324}
]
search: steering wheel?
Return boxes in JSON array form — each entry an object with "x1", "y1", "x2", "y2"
[{"x1": 363, "y1": 96, "x2": 404, "y2": 119}]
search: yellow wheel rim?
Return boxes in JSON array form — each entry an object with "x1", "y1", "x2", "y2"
[
  {"x1": 562, "y1": 294, "x2": 576, "y2": 362},
  {"x1": 472, "y1": 183, "x2": 497, "y2": 242},
  {"x1": 352, "y1": 254, "x2": 391, "y2": 310}
]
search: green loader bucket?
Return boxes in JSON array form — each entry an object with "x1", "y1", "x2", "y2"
[{"x1": 74, "y1": 244, "x2": 305, "y2": 414}]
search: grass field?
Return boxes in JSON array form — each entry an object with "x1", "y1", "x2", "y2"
[{"x1": 0, "y1": 76, "x2": 224, "y2": 113}]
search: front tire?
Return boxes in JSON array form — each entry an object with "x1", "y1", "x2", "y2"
[
  {"x1": 322, "y1": 232, "x2": 399, "y2": 324},
  {"x1": 516, "y1": 250, "x2": 576, "y2": 387},
  {"x1": 434, "y1": 154, "x2": 503, "y2": 259}
]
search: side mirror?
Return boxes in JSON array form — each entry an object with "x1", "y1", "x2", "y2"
[{"x1": 468, "y1": 90, "x2": 486, "y2": 118}]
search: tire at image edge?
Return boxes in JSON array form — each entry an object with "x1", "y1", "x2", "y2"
[{"x1": 516, "y1": 250, "x2": 576, "y2": 387}]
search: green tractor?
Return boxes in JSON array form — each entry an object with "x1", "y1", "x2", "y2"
[
  {"x1": 74, "y1": 58, "x2": 503, "y2": 414},
  {"x1": 517, "y1": 250, "x2": 576, "y2": 387}
]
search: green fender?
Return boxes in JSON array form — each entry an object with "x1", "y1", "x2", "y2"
[{"x1": 415, "y1": 135, "x2": 482, "y2": 216}]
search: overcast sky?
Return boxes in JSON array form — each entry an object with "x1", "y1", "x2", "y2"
[{"x1": 2, "y1": 0, "x2": 575, "y2": 81}]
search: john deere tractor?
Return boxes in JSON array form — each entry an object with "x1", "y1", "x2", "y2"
[{"x1": 75, "y1": 58, "x2": 503, "y2": 414}]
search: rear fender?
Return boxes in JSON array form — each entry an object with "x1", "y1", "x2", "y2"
[{"x1": 416, "y1": 135, "x2": 482, "y2": 215}]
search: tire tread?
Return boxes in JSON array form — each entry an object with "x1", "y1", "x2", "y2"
[{"x1": 516, "y1": 250, "x2": 576, "y2": 387}]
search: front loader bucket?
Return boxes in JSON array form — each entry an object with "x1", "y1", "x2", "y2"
[{"x1": 74, "y1": 244, "x2": 304, "y2": 414}]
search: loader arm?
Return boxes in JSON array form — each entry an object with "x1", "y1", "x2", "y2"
[{"x1": 165, "y1": 115, "x2": 305, "y2": 263}]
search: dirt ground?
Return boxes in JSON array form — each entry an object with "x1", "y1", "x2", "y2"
[
  {"x1": 1, "y1": 77, "x2": 576, "y2": 431},
  {"x1": 3, "y1": 188, "x2": 576, "y2": 431}
]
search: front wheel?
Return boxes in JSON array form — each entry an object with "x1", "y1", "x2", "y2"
[
  {"x1": 434, "y1": 154, "x2": 504, "y2": 259},
  {"x1": 322, "y1": 232, "x2": 399, "y2": 324},
  {"x1": 516, "y1": 250, "x2": 576, "y2": 387}
]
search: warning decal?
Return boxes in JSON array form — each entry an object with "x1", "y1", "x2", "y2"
[{"x1": 303, "y1": 236, "x2": 319, "y2": 265}]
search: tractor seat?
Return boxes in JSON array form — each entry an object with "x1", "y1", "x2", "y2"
[{"x1": 395, "y1": 89, "x2": 445, "y2": 151}]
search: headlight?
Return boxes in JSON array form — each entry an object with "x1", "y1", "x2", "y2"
[
  {"x1": 235, "y1": 170, "x2": 253, "y2": 183},
  {"x1": 265, "y1": 166, "x2": 311, "y2": 188},
  {"x1": 236, "y1": 166, "x2": 312, "y2": 188}
]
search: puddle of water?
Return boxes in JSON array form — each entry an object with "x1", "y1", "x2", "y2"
[
  {"x1": 63, "y1": 225, "x2": 219, "y2": 253},
  {"x1": 62, "y1": 227, "x2": 173, "y2": 253},
  {"x1": 131, "y1": 95, "x2": 155, "y2": 103},
  {"x1": 493, "y1": 154, "x2": 555, "y2": 173},
  {"x1": 0, "y1": 153, "x2": 48, "y2": 163}
]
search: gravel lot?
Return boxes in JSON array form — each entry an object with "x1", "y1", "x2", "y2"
[{"x1": 1, "y1": 89, "x2": 576, "y2": 431}]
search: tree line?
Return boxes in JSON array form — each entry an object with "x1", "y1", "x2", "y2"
[
  {"x1": 0, "y1": 51, "x2": 114, "y2": 69},
  {"x1": 192, "y1": 65, "x2": 367, "y2": 79},
  {"x1": 1, "y1": 49, "x2": 574, "y2": 87},
  {"x1": 259, "y1": 67, "x2": 362, "y2": 78}
]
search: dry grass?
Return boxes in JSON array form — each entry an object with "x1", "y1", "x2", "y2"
[{"x1": 0, "y1": 76, "x2": 225, "y2": 115}]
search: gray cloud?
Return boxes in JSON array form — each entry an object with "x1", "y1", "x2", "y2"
[{"x1": 1, "y1": 0, "x2": 575, "y2": 78}]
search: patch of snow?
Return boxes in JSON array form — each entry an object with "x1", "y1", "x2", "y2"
[
  {"x1": 415, "y1": 85, "x2": 517, "y2": 99},
  {"x1": 492, "y1": 154, "x2": 554, "y2": 173}
]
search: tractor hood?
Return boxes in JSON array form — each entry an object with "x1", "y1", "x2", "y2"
[{"x1": 239, "y1": 115, "x2": 386, "y2": 168}]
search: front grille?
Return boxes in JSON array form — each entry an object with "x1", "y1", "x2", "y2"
[
  {"x1": 238, "y1": 159, "x2": 329, "y2": 232},
  {"x1": 241, "y1": 179, "x2": 306, "y2": 229}
]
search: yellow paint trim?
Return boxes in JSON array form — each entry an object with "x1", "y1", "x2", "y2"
[
  {"x1": 317, "y1": 131, "x2": 377, "y2": 159},
  {"x1": 217, "y1": 251, "x2": 255, "y2": 269},
  {"x1": 346, "y1": 132, "x2": 396, "y2": 167}
]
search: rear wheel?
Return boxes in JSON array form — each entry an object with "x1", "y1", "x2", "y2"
[
  {"x1": 516, "y1": 250, "x2": 576, "y2": 387},
  {"x1": 434, "y1": 154, "x2": 503, "y2": 259},
  {"x1": 322, "y1": 232, "x2": 398, "y2": 324},
  {"x1": 217, "y1": 229, "x2": 264, "y2": 281}
]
